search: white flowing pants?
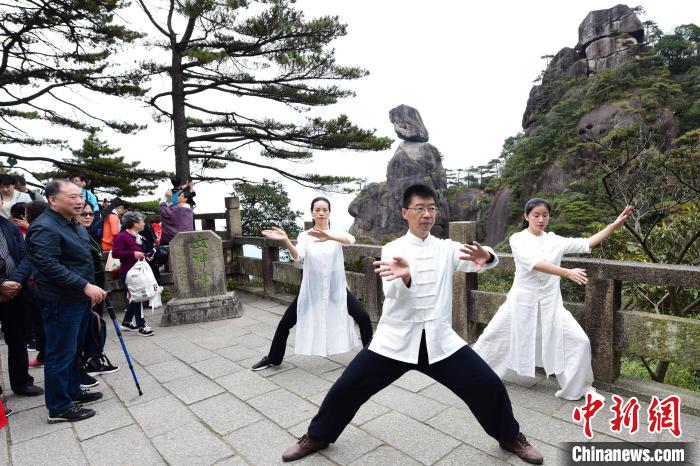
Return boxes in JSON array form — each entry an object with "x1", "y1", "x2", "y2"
[{"x1": 472, "y1": 303, "x2": 594, "y2": 400}]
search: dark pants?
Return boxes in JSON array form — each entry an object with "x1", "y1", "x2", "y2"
[
  {"x1": 119, "y1": 273, "x2": 145, "y2": 328},
  {"x1": 26, "y1": 283, "x2": 46, "y2": 362},
  {"x1": 83, "y1": 310, "x2": 106, "y2": 360},
  {"x1": 0, "y1": 292, "x2": 34, "y2": 391},
  {"x1": 39, "y1": 298, "x2": 91, "y2": 414},
  {"x1": 307, "y1": 332, "x2": 520, "y2": 444},
  {"x1": 267, "y1": 290, "x2": 373, "y2": 365}
]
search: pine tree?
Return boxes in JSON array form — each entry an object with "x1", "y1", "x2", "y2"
[
  {"x1": 137, "y1": 0, "x2": 392, "y2": 191},
  {"x1": 0, "y1": 0, "x2": 146, "y2": 178}
]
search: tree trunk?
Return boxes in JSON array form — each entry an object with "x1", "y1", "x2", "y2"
[
  {"x1": 170, "y1": 47, "x2": 190, "y2": 180},
  {"x1": 654, "y1": 361, "x2": 670, "y2": 382}
]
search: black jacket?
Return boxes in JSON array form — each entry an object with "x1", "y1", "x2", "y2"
[
  {"x1": 0, "y1": 216, "x2": 32, "y2": 285},
  {"x1": 26, "y1": 208, "x2": 95, "y2": 303}
]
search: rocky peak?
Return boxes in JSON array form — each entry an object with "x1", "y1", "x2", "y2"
[
  {"x1": 348, "y1": 105, "x2": 448, "y2": 243},
  {"x1": 577, "y1": 4, "x2": 644, "y2": 51},
  {"x1": 389, "y1": 104, "x2": 429, "y2": 143},
  {"x1": 522, "y1": 4, "x2": 645, "y2": 133}
]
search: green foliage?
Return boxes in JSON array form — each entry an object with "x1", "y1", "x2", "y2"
[
  {"x1": 233, "y1": 180, "x2": 302, "y2": 238},
  {"x1": 129, "y1": 200, "x2": 161, "y2": 215},
  {"x1": 654, "y1": 24, "x2": 700, "y2": 74},
  {"x1": 621, "y1": 355, "x2": 699, "y2": 391}
]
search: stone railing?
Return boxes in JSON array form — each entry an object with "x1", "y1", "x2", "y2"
[
  {"x1": 222, "y1": 221, "x2": 700, "y2": 399},
  {"x1": 109, "y1": 196, "x2": 698, "y2": 408}
]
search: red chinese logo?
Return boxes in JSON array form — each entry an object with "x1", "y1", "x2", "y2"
[
  {"x1": 609, "y1": 395, "x2": 640, "y2": 434},
  {"x1": 648, "y1": 395, "x2": 682, "y2": 438},
  {"x1": 572, "y1": 393, "x2": 605, "y2": 439},
  {"x1": 573, "y1": 394, "x2": 683, "y2": 439}
]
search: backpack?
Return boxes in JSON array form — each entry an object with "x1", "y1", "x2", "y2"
[
  {"x1": 125, "y1": 260, "x2": 162, "y2": 303},
  {"x1": 90, "y1": 211, "x2": 108, "y2": 240}
]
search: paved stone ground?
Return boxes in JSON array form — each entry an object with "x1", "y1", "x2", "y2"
[{"x1": 1, "y1": 291, "x2": 698, "y2": 465}]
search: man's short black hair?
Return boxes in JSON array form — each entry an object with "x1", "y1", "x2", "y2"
[
  {"x1": 44, "y1": 179, "x2": 71, "y2": 199},
  {"x1": 171, "y1": 175, "x2": 185, "y2": 187},
  {"x1": 402, "y1": 184, "x2": 437, "y2": 209},
  {"x1": 14, "y1": 174, "x2": 26, "y2": 186},
  {"x1": 0, "y1": 173, "x2": 16, "y2": 186}
]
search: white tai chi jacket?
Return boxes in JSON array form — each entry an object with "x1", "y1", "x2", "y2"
[
  {"x1": 368, "y1": 231, "x2": 498, "y2": 364},
  {"x1": 294, "y1": 229, "x2": 360, "y2": 356},
  {"x1": 483, "y1": 230, "x2": 590, "y2": 377}
]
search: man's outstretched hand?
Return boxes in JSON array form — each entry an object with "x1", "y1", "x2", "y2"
[{"x1": 459, "y1": 241, "x2": 491, "y2": 272}]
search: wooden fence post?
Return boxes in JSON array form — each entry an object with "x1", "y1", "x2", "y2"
[{"x1": 449, "y1": 221, "x2": 479, "y2": 343}]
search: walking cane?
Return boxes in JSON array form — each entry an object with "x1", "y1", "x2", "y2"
[{"x1": 104, "y1": 292, "x2": 143, "y2": 396}]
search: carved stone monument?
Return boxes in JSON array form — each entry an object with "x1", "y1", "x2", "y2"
[{"x1": 161, "y1": 230, "x2": 243, "y2": 326}]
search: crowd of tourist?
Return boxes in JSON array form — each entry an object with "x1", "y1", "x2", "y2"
[{"x1": 0, "y1": 173, "x2": 194, "y2": 422}]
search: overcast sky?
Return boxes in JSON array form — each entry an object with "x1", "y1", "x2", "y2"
[{"x1": 12, "y1": 1, "x2": 700, "y2": 231}]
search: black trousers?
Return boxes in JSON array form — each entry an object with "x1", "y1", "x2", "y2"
[
  {"x1": 26, "y1": 283, "x2": 46, "y2": 362},
  {"x1": 307, "y1": 332, "x2": 520, "y2": 444},
  {"x1": 267, "y1": 290, "x2": 373, "y2": 365},
  {"x1": 0, "y1": 291, "x2": 34, "y2": 391}
]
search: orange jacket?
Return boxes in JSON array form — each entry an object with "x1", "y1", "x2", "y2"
[{"x1": 101, "y1": 213, "x2": 121, "y2": 251}]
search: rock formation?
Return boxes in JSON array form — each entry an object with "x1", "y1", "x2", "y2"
[
  {"x1": 348, "y1": 105, "x2": 449, "y2": 243},
  {"x1": 485, "y1": 4, "x2": 653, "y2": 245},
  {"x1": 522, "y1": 4, "x2": 645, "y2": 134}
]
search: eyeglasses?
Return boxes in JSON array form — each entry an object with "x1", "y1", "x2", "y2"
[
  {"x1": 79, "y1": 212, "x2": 94, "y2": 217},
  {"x1": 406, "y1": 206, "x2": 439, "y2": 215}
]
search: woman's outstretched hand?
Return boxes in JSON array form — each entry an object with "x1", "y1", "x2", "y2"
[
  {"x1": 307, "y1": 228, "x2": 332, "y2": 242},
  {"x1": 373, "y1": 257, "x2": 411, "y2": 283},
  {"x1": 261, "y1": 227, "x2": 289, "y2": 241},
  {"x1": 565, "y1": 268, "x2": 588, "y2": 285},
  {"x1": 611, "y1": 205, "x2": 633, "y2": 230}
]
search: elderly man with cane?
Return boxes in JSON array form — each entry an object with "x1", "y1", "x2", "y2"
[{"x1": 26, "y1": 180, "x2": 106, "y2": 423}]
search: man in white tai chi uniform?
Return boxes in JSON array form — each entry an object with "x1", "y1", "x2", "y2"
[{"x1": 282, "y1": 184, "x2": 544, "y2": 464}]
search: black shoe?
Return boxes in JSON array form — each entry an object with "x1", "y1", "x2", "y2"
[
  {"x1": 251, "y1": 356, "x2": 278, "y2": 371},
  {"x1": 5, "y1": 407, "x2": 12, "y2": 417},
  {"x1": 27, "y1": 341, "x2": 38, "y2": 352},
  {"x1": 80, "y1": 372, "x2": 100, "y2": 389},
  {"x1": 73, "y1": 389, "x2": 103, "y2": 405},
  {"x1": 138, "y1": 326, "x2": 154, "y2": 337},
  {"x1": 85, "y1": 354, "x2": 120, "y2": 376},
  {"x1": 47, "y1": 405, "x2": 95, "y2": 424},
  {"x1": 13, "y1": 384, "x2": 44, "y2": 397},
  {"x1": 120, "y1": 322, "x2": 137, "y2": 331}
]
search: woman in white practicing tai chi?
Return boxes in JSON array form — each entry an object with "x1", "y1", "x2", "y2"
[
  {"x1": 473, "y1": 198, "x2": 632, "y2": 400},
  {"x1": 251, "y1": 197, "x2": 371, "y2": 371}
]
